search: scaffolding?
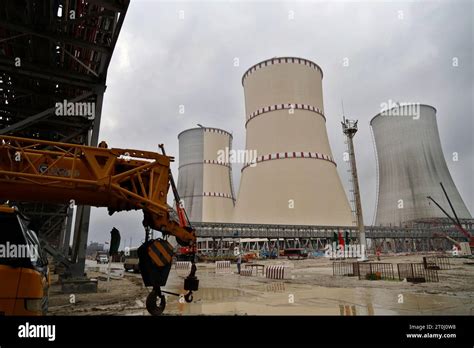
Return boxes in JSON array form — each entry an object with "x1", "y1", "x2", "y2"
[{"x1": 0, "y1": 0, "x2": 129, "y2": 278}]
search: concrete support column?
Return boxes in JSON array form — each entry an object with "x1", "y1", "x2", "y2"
[
  {"x1": 69, "y1": 205, "x2": 91, "y2": 277},
  {"x1": 61, "y1": 205, "x2": 74, "y2": 256},
  {"x1": 66, "y1": 86, "x2": 105, "y2": 279}
]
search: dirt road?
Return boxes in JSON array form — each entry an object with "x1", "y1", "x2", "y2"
[{"x1": 48, "y1": 253, "x2": 474, "y2": 315}]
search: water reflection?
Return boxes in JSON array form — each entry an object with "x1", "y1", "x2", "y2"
[{"x1": 339, "y1": 303, "x2": 375, "y2": 315}]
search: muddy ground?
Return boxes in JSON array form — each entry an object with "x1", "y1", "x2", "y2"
[{"x1": 48, "y1": 253, "x2": 474, "y2": 316}]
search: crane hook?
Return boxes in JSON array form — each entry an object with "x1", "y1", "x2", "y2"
[
  {"x1": 146, "y1": 287, "x2": 166, "y2": 316},
  {"x1": 184, "y1": 291, "x2": 193, "y2": 303}
]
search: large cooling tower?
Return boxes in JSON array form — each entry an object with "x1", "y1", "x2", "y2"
[
  {"x1": 177, "y1": 127, "x2": 235, "y2": 223},
  {"x1": 371, "y1": 104, "x2": 471, "y2": 226},
  {"x1": 233, "y1": 57, "x2": 354, "y2": 226}
]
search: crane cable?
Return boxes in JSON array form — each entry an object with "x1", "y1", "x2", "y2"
[{"x1": 158, "y1": 144, "x2": 198, "y2": 303}]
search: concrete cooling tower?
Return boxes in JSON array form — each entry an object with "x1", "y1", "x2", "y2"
[
  {"x1": 371, "y1": 104, "x2": 471, "y2": 226},
  {"x1": 177, "y1": 127, "x2": 235, "y2": 223},
  {"x1": 233, "y1": 57, "x2": 354, "y2": 226}
]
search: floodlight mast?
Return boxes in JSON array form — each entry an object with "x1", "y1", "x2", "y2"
[{"x1": 342, "y1": 116, "x2": 368, "y2": 261}]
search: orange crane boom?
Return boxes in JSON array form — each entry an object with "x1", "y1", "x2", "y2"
[
  {"x1": 0, "y1": 135, "x2": 196, "y2": 245},
  {"x1": 0, "y1": 135, "x2": 199, "y2": 315}
]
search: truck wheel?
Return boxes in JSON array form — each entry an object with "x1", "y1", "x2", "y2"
[{"x1": 146, "y1": 290, "x2": 166, "y2": 316}]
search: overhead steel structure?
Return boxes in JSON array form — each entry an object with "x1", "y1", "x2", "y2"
[
  {"x1": 192, "y1": 220, "x2": 473, "y2": 239},
  {"x1": 371, "y1": 104, "x2": 471, "y2": 227},
  {"x1": 191, "y1": 219, "x2": 474, "y2": 253},
  {"x1": 0, "y1": 0, "x2": 129, "y2": 278}
]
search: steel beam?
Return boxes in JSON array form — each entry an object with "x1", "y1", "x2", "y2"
[
  {"x1": 70, "y1": 205, "x2": 90, "y2": 277},
  {"x1": 0, "y1": 21, "x2": 112, "y2": 54},
  {"x1": 0, "y1": 60, "x2": 100, "y2": 89},
  {"x1": 89, "y1": 0, "x2": 129, "y2": 13},
  {"x1": 0, "y1": 91, "x2": 94, "y2": 135},
  {"x1": 191, "y1": 221, "x2": 471, "y2": 240}
]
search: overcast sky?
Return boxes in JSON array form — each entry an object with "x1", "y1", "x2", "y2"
[{"x1": 86, "y1": 0, "x2": 473, "y2": 248}]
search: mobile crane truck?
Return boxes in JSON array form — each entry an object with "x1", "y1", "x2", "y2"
[{"x1": 0, "y1": 135, "x2": 198, "y2": 315}]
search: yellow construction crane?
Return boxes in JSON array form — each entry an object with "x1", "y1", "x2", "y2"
[{"x1": 0, "y1": 136, "x2": 199, "y2": 315}]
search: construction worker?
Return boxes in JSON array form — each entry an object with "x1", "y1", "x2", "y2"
[
  {"x1": 98, "y1": 140, "x2": 108, "y2": 148},
  {"x1": 376, "y1": 248, "x2": 381, "y2": 261},
  {"x1": 236, "y1": 253, "x2": 242, "y2": 274}
]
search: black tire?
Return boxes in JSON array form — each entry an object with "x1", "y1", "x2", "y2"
[{"x1": 146, "y1": 290, "x2": 166, "y2": 316}]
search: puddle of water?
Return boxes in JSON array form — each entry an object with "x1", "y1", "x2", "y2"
[
  {"x1": 145, "y1": 264, "x2": 474, "y2": 315},
  {"x1": 388, "y1": 292, "x2": 473, "y2": 315},
  {"x1": 160, "y1": 283, "x2": 472, "y2": 316}
]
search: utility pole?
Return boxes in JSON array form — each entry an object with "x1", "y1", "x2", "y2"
[{"x1": 342, "y1": 116, "x2": 368, "y2": 261}]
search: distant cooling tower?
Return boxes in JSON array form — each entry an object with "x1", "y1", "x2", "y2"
[
  {"x1": 177, "y1": 127, "x2": 235, "y2": 223},
  {"x1": 233, "y1": 57, "x2": 354, "y2": 226},
  {"x1": 371, "y1": 104, "x2": 471, "y2": 226}
]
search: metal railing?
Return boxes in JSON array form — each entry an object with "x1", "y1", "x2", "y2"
[
  {"x1": 332, "y1": 262, "x2": 359, "y2": 276},
  {"x1": 334, "y1": 261, "x2": 441, "y2": 283},
  {"x1": 333, "y1": 262, "x2": 395, "y2": 280},
  {"x1": 423, "y1": 256, "x2": 451, "y2": 270},
  {"x1": 397, "y1": 263, "x2": 439, "y2": 283},
  {"x1": 357, "y1": 263, "x2": 395, "y2": 280}
]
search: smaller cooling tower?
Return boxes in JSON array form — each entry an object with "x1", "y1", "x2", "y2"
[
  {"x1": 177, "y1": 127, "x2": 235, "y2": 223},
  {"x1": 371, "y1": 104, "x2": 471, "y2": 226}
]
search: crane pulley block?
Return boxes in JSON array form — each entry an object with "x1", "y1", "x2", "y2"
[
  {"x1": 138, "y1": 239, "x2": 174, "y2": 288},
  {"x1": 184, "y1": 272, "x2": 199, "y2": 292}
]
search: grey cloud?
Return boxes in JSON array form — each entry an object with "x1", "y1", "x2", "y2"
[{"x1": 87, "y1": 0, "x2": 473, "y2": 245}]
